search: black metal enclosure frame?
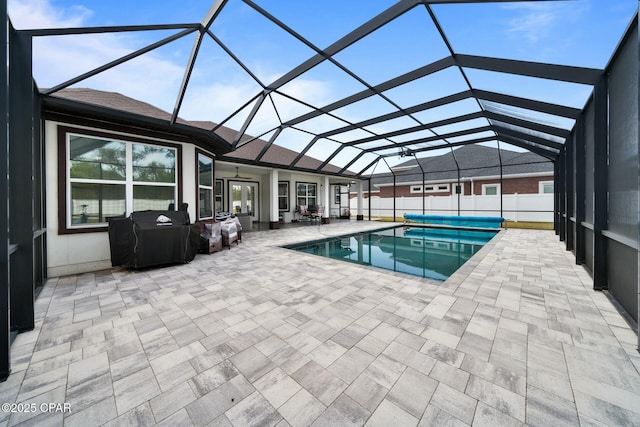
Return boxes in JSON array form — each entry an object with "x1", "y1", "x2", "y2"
[
  {"x1": 556, "y1": 17, "x2": 639, "y2": 333},
  {"x1": 1, "y1": 0, "x2": 639, "y2": 380}
]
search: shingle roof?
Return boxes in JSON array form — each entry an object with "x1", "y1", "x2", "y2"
[
  {"x1": 50, "y1": 88, "x2": 193, "y2": 125},
  {"x1": 190, "y1": 120, "x2": 344, "y2": 174},
  {"x1": 368, "y1": 144, "x2": 552, "y2": 189},
  {"x1": 47, "y1": 88, "x2": 345, "y2": 175}
]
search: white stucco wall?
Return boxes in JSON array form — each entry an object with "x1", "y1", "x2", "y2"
[{"x1": 45, "y1": 120, "x2": 202, "y2": 277}]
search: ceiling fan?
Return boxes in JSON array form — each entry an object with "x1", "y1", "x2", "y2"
[{"x1": 233, "y1": 166, "x2": 252, "y2": 180}]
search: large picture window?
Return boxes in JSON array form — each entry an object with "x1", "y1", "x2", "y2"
[
  {"x1": 197, "y1": 151, "x2": 214, "y2": 220},
  {"x1": 64, "y1": 130, "x2": 178, "y2": 231},
  {"x1": 296, "y1": 182, "x2": 317, "y2": 207}
]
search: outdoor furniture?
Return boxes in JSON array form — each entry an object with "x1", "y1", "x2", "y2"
[
  {"x1": 310, "y1": 205, "x2": 324, "y2": 222},
  {"x1": 220, "y1": 218, "x2": 239, "y2": 249},
  {"x1": 198, "y1": 221, "x2": 222, "y2": 254},
  {"x1": 235, "y1": 212, "x2": 252, "y2": 231},
  {"x1": 295, "y1": 204, "x2": 310, "y2": 222},
  {"x1": 108, "y1": 209, "x2": 200, "y2": 268}
]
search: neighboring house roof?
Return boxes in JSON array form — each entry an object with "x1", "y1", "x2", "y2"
[
  {"x1": 367, "y1": 144, "x2": 553, "y2": 190},
  {"x1": 46, "y1": 88, "x2": 348, "y2": 176}
]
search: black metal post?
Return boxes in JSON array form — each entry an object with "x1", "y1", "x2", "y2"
[
  {"x1": 1, "y1": 0, "x2": 11, "y2": 381},
  {"x1": 9, "y1": 27, "x2": 35, "y2": 335},
  {"x1": 554, "y1": 160, "x2": 559, "y2": 235},
  {"x1": 498, "y1": 148, "x2": 503, "y2": 218},
  {"x1": 392, "y1": 173, "x2": 396, "y2": 221},
  {"x1": 565, "y1": 131, "x2": 575, "y2": 251},
  {"x1": 558, "y1": 151, "x2": 566, "y2": 242},
  {"x1": 422, "y1": 175, "x2": 425, "y2": 215},
  {"x1": 575, "y1": 115, "x2": 586, "y2": 265},
  {"x1": 593, "y1": 76, "x2": 608, "y2": 290},
  {"x1": 368, "y1": 178, "x2": 371, "y2": 221}
]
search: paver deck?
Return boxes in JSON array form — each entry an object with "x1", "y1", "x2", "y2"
[{"x1": 2, "y1": 221, "x2": 639, "y2": 426}]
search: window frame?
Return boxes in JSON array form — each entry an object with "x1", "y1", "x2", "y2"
[
  {"x1": 58, "y1": 126, "x2": 182, "y2": 234},
  {"x1": 278, "y1": 181, "x2": 290, "y2": 212},
  {"x1": 482, "y1": 183, "x2": 501, "y2": 196},
  {"x1": 410, "y1": 183, "x2": 450, "y2": 194},
  {"x1": 539, "y1": 180, "x2": 554, "y2": 194},
  {"x1": 215, "y1": 179, "x2": 224, "y2": 213},
  {"x1": 296, "y1": 181, "x2": 317, "y2": 208},
  {"x1": 196, "y1": 148, "x2": 215, "y2": 221}
]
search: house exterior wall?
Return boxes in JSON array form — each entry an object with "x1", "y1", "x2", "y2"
[
  {"x1": 369, "y1": 175, "x2": 552, "y2": 198},
  {"x1": 45, "y1": 120, "x2": 204, "y2": 277},
  {"x1": 213, "y1": 168, "x2": 332, "y2": 224},
  {"x1": 352, "y1": 193, "x2": 555, "y2": 222}
]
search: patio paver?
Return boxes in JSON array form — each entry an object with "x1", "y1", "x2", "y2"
[{"x1": 2, "y1": 221, "x2": 640, "y2": 426}]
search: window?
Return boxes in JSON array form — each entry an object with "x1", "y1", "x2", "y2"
[
  {"x1": 296, "y1": 182, "x2": 317, "y2": 207},
  {"x1": 482, "y1": 184, "x2": 500, "y2": 196},
  {"x1": 215, "y1": 180, "x2": 223, "y2": 212},
  {"x1": 410, "y1": 184, "x2": 450, "y2": 194},
  {"x1": 539, "y1": 181, "x2": 554, "y2": 194},
  {"x1": 197, "y1": 151, "x2": 214, "y2": 220},
  {"x1": 278, "y1": 181, "x2": 289, "y2": 211},
  {"x1": 334, "y1": 186, "x2": 341, "y2": 204},
  {"x1": 64, "y1": 130, "x2": 179, "y2": 231}
]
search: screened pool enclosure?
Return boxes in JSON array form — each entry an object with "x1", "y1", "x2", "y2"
[{"x1": 1, "y1": 0, "x2": 638, "y2": 379}]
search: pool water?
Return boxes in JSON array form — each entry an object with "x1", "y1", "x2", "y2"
[{"x1": 284, "y1": 226, "x2": 497, "y2": 281}]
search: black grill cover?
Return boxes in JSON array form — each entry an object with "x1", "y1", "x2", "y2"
[{"x1": 108, "y1": 211, "x2": 200, "y2": 268}]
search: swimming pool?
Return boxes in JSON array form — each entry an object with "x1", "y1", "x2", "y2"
[{"x1": 283, "y1": 225, "x2": 497, "y2": 281}]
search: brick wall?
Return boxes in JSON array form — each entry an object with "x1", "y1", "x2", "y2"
[{"x1": 351, "y1": 176, "x2": 553, "y2": 198}]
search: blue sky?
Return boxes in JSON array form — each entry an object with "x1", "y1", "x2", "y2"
[{"x1": 8, "y1": 0, "x2": 638, "y2": 172}]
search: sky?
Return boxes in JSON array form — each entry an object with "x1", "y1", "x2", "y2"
[{"x1": 7, "y1": 0, "x2": 638, "y2": 173}]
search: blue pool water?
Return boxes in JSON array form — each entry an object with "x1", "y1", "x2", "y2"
[{"x1": 284, "y1": 226, "x2": 497, "y2": 281}]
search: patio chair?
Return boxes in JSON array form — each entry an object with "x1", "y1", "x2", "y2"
[
  {"x1": 295, "y1": 204, "x2": 310, "y2": 222},
  {"x1": 310, "y1": 205, "x2": 324, "y2": 222}
]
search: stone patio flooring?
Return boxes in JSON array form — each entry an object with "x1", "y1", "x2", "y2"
[{"x1": 2, "y1": 221, "x2": 640, "y2": 426}]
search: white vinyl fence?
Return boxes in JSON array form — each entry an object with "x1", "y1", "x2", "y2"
[{"x1": 353, "y1": 193, "x2": 554, "y2": 222}]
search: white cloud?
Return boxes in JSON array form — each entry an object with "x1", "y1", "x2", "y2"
[
  {"x1": 8, "y1": 0, "x2": 91, "y2": 29},
  {"x1": 502, "y1": 2, "x2": 585, "y2": 44},
  {"x1": 9, "y1": 0, "x2": 187, "y2": 112},
  {"x1": 6, "y1": 0, "x2": 393, "y2": 167}
]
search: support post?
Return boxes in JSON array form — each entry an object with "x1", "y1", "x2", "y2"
[
  {"x1": 565, "y1": 132, "x2": 575, "y2": 251},
  {"x1": 593, "y1": 76, "x2": 608, "y2": 290},
  {"x1": 575, "y1": 115, "x2": 586, "y2": 265},
  {"x1": 356, "y1": 181, "x2": 364, "y2": 220},
  {"x1": 9, "y1": 28, "x2": 35, "y2": 335},
  {"x1": 322, "y1": 176, "x2": 330, "y2": 224},
  {"x1": 392, "y1": 174, "x2": 396, "y2": 222},
  {"x1": 269, "y1": 169, "x2": 280, "y2": 229},
  {"x1": 1, "y1": 0, "x2": 11, "y2": 381},
  {"x1": 558, "y1": 152, "x2": 566, "y2": 242},
  {"x1": 554, "y1": 160, "x2": 559, "y2": 235},
  {"x1": 368, "y1": 178, "x2": 371, "y2": 221}
]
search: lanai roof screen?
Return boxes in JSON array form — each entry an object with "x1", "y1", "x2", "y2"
[{"x1": 9, "y1": 0, "x2": 637, "y2": 177}]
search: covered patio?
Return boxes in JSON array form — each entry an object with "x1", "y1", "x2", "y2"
[{"x1": 3, "y1": 222, "x2": 639, "y2": 425}]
